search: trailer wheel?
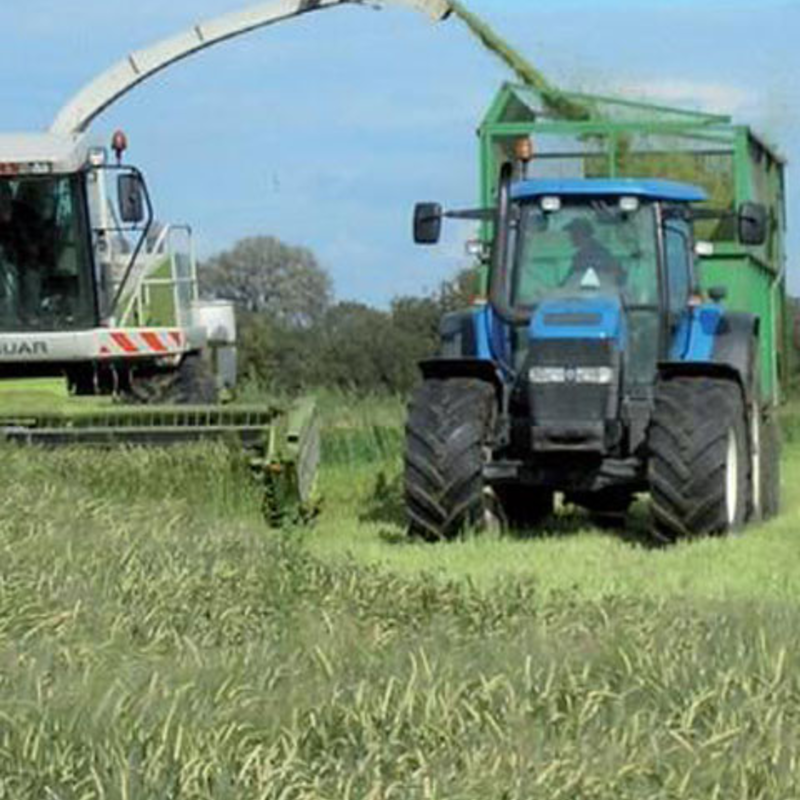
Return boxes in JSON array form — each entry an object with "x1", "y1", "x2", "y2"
[
  {"x1": 404, "y1": 378, "x2": 496, "y2": 541},
  {"x1": 648, "y1": 377, "x2": 748, "y2": 543},
  {"x1": 760, "y1": 412, "x2": 781, "y2": 520}
]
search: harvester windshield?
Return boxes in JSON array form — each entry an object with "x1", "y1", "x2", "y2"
[{"x1": 0, "y1": 175, "x2": 95, "y2": 332}]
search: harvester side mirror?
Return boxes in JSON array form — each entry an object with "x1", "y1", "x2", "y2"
[
  {"x1": 413, "y1": 203, "x2": 443, "y2": 245},
  {"x1": 738, "y1": 202, "x2": 768, "y2": 247},
  {"x1": 118, "y1": 173, "x2": 145, "y2": 224}
]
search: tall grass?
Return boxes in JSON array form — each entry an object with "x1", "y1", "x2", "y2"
[{"x1": 1, "y1": 399, "x2": 800, "y2": 797}]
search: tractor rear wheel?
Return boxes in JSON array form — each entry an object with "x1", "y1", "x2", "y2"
[
  {"x1": 404, "y1": 378, "x2": 497, "y2": 541},
  {"x1": 648, "y1": 377, "x2": 748, "y2": 543}
]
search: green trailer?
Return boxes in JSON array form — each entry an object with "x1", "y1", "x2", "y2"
[{"x1": 476, "y1": 83, "x2": 788, "y2": 405}]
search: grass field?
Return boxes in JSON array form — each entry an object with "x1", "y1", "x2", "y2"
[{"x1": 1, "y1": 394, "x2": 800, "y2": 798}]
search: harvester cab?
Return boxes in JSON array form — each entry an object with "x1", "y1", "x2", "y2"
[
  {"x1": 0, "y1": 131, "x2": 224, "y2": 400},
  {"x1": 405, "y1": 85, "x2": 786, "y2": 543}
]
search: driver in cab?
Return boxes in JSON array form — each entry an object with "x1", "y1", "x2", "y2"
[{"x1": 562, "y1": 217, "x2": 625, "y2": 290}]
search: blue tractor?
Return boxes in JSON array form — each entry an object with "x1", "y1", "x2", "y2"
[{"x1": 405, "y1": 165, "x2": 778, "y2": 542}]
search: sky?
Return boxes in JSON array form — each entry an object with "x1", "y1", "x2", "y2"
[{"x1": 0, "y1": 0, "x2": 797, "y2": 305}]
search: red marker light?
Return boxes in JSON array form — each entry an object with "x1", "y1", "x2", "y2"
[{"x1": 111, "y1": 130, "x2": 128, "y2": 163}]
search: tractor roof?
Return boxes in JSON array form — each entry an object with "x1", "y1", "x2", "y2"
[
  {"x1": 0, "y1": 133, "x2": 91, "y2": 175},
  {"x1": 512, "y1": 178, "x2": 708, "y2": 203}
]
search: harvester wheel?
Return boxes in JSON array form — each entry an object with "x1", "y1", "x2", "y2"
[
  {"x1": 648, "y1": 377, "x2": 748, "y2": 543},
  {"x1": 174, "y1": 354, "x2": 218, "y2": 404},
  {"x1": 404, "y1": 378, "x2": 496, "y2": 541},
  {"x1": 495, "y1": 485, "x2": 554, "y2": 530},
  {"x1": 125, "y1": 355, "x2": 218, "y2": 405}
]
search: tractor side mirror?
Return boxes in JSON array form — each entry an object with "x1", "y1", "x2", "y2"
[
  {"x1": 738, "y1": 202, "x2": 768, "y2": 246},
  {"x1": 413, "y1": 203, "x2": 443, "y2": 245},
  {"x1": 118, "y1": 173, "x2": 145, "y2": 224}
]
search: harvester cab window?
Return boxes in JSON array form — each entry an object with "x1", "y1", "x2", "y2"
[{"x1": 0, "y1": 176, "x2": 95, "y2": 332}]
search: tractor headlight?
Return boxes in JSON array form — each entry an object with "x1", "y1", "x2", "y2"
[
  {"x1": 529, "y1": 366, "x2": 614, "y2": 384},
  {"x1": 529, "y1": 367, "x2": 566, "y2": 384},
  {"x1": 575, "y1": 366, "x2": 614, "y2": 384}
]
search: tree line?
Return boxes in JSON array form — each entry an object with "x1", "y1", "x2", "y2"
[{"x1": 200, "y1": 235, "x2": 475, "y2": 395}]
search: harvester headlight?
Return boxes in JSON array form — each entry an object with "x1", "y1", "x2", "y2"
[
  {"x1": 88, "y1": 147, "x2": 108, "y2": 167},
  {"x1": 619, "y1": 196, "x2": 640, "y2": 213},
  {"x1": 0, "y1": 162, "x2": 53, "y2": 176},
  {"x1": 529, "y1": 366, "x2": 614, "y2": 384}
]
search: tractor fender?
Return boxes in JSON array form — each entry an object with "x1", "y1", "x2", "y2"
[
  {"x1": 418, "y1": 357, "x2": 504, "y2": 399},
  {"x1": 438, "y1": 303, "x2": 510, "y2": 364},
  {"x1": 439, "y1": 310, "x2": 481, "y2": 358},
  {"x1": 660, "y1": 309, "x2": 760, "y2": 406}
]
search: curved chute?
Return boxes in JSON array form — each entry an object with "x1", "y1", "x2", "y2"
[{"x1": 50, "y1": 0, "x2": 452, "y2": 136}]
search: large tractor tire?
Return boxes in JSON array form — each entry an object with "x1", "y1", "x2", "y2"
[
  {"x1": 648, "y1": 377, "x2": 749, "y2": 543},
  {"x1": 404, "y1": 378, "x2": 497, "y2": 541}
]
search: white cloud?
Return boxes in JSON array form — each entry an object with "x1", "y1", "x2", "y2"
[{"x1": 616, "y1": 79, "x2": 754, "y2": 116}]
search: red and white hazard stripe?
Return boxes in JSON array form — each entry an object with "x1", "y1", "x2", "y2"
[{"x1": 98, "y1": 329, "x2": 187, "y2": 358}]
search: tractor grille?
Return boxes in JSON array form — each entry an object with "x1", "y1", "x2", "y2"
[{"x1": 526, "y1": 339, "x2": 619, "y2": 424}]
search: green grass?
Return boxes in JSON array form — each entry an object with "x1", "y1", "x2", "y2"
[
  {"x1": 2, "y1": 397, "x2": 800, "y2": 797},
  {"x1": 309, "y1": 446, "x2": 800, "y2": 603}
]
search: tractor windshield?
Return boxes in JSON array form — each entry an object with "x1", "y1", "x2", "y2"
[
  {"x1": 511, "y1": 199, "x2": 659, "y2": 307},
  {"x1": 0, "y1": 175, "x2": 96, "y2": 332}
]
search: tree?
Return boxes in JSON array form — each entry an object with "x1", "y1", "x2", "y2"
[{"x1": 200, "y1": 236, "x2": 333, "y2": 327}]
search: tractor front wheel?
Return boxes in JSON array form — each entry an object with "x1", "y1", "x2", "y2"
[
  {"x1": 404, "y1": 378, "x2": 497, "y2": 541},
  {"x1": 648, "y1": 377, "x2": 748, "y2": 543}
]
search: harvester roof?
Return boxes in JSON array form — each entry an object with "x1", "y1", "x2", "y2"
[
  {"x1": 0, "y1": 133, "x2": 90, "y2": 175},
  {"x1": 512, "y1": 178, "x2": 708, "y2": 203}
]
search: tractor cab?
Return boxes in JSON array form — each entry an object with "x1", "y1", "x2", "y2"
[{"x1": 504, "y1": 179, "x2": 706, "y2": 389}]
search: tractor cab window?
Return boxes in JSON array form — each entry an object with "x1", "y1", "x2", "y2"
[
  {"x1": 510, "y1": 198, "x2": 661, "y2": 384},
  {"x1": 663, "y1": 215, "x2": 693, "y2": 316},
  {"x1": 511, "y1": 199, "x2": 660, "y2": 308},
  {"x1": 0, "y1": 175, "x2": 96, "y2": 332}
]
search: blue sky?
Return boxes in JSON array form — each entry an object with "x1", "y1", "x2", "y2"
[{"x1": 1, "y1": 0, "x2": 797, "y2": 304}]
